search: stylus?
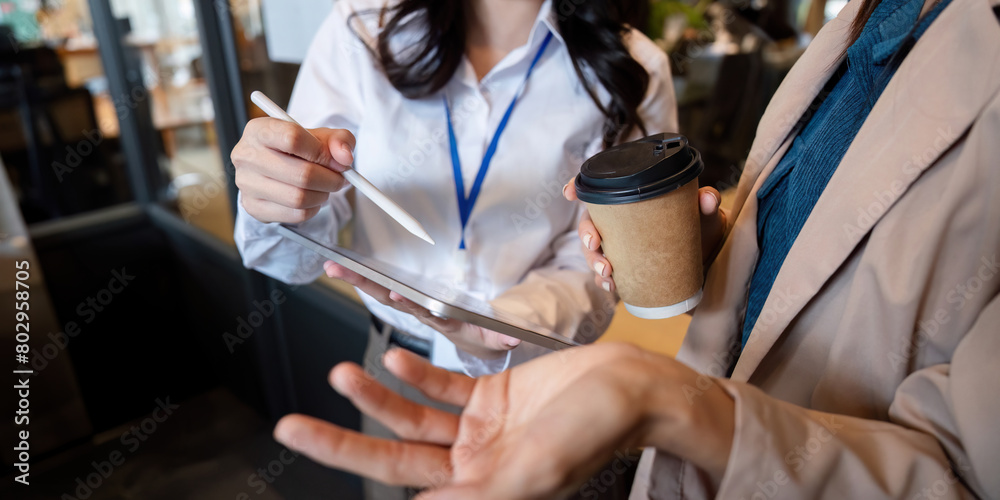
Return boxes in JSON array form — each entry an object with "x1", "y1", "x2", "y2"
[{"x1": 250, "y1": 91, "x2": 436, "y2": 245}]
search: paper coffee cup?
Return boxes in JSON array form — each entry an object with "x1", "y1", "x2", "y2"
[{"x1": 575, "y1": 134, "x2": 705, "y2": 319}]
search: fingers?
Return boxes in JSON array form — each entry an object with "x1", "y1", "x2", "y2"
[
  {"x1": 383, "y1": 348, "x2": 475, "y2": 407},
  {"x1": 326, "y1": 260, "x2": 519, "y2": 357},
  {"x1": 497, "y1": 333, "x2": 521, "y2": 349},
  {"x1": 592, "y1": 259, "x2": 615, "y2": 293},
  {"x1": 699, "y1": 187, "x2": 722, "y2": 216},
  {"x1": 578, "y1": 215, "x2": 615, "y2": 293},
  {"x1": 387, "y1": 291, "x2": 438, "y2": 323},
  {"x1": 326, "y1": 264, "x2": 455, "y2": 327},
  {"x1": 562, "y1": 178, "x2": 579, "y2": 202},
  {"x1": 326, "y1": 263, "x2": 516, "y2": 356},
  {"x1": 330, "y1": 362, "x2": 459, "y2": 445},
  {"x1": 233, "y1": 119, "x2": 356, "y2": 224},
  {"x1": 325, "y1": 265, "x2": 466, "y2": 337},
  {"x1": 245, "y1": 150, "x2": 346, "y2": 193},
  {"x1": 578, "y1": 215, "x2": 601, "y2": 255},
  {"x1": 698, "y1": 186, "x2": 728, "y2": 262},
  {"x1": 476, "y1": 329, "x2": 522, "y2": 352},
  {"x1": 384, "y1": 291, "x2": 518, "y2": 357},
  {"x1": 274, "y1": 413, "x2": 451, "y2": 487},
  {"x1": 241, "y1": 196, "x2": 321, "y2": 224},
  {"x1": 324, "y1": 262, "x2": 394, "y2": 304},
  {"x1": 237, "y1": 168, "x2": 332, "y2": 208},
  {"x1": 251, "y1": 117, "x2": 337, "y2": 168}
]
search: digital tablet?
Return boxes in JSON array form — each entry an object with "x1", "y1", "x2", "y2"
[{"x1": 277, "y1": 225, "x2": 579, "y2": 351}]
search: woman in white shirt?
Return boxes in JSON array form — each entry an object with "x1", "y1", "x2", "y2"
[{"x1": 232, "y1": 0, "x2": 675, "y2": 495}]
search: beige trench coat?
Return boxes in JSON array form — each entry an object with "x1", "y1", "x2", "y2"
[{"x1": 630, "y1": 0, "x2": 1000, "y2": 497}]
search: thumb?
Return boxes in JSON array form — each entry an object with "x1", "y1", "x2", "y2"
[
  {"x1": 478, "y1": 327, "x2": 521, "y2": 351},
  {"x1": 329, "y1": 139, "x2": 354, "y2": 170},
  {"x1": 495, "y1": 333, "x2": 522, "y2": 351},
  {"x1": 310, "y1": 128, "x2": 356, "y2": 172},
  {"x1": 699, "y1": 187, "x2": 721, "y2": 216},
  {"x1": 563, "y1": 177, "x2": 579, "y2": 201}
]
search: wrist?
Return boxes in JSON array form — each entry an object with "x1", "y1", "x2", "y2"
[{"x1": 638, "y1": 363, "x2": 735, "y2": 488}]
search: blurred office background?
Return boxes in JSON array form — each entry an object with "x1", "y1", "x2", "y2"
[{"x1": 0, "y1": 0, "x2": 843, "y2": 497}]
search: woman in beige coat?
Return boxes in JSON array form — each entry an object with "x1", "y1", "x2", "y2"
[{"x1": 268, "y1": 0, "x2": 1000, "y2": 497}]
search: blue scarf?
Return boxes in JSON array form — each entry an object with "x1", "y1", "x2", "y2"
[{"x1": 741, "y1": 0, "x2": 953, "y2": 349}]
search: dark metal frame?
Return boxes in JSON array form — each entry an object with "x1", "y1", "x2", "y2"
[
  {"x1": 192, "y1": 0, "x2": 247, "y2": 212},
  {"x1": 87, "y1": 0, "x2": 163, "y2": 204}
]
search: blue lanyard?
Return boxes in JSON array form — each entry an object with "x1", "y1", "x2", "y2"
[{"x1": 445, "y1": 32, "x2": 554, "y2": 249}]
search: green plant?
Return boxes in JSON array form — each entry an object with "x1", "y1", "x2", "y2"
[{"x1": 647, "y1": 0, "x2": 710, "y2": 40}]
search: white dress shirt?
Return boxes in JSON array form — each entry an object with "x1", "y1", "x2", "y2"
[{"x1": 234, "y1": 0, "x2": 678, "y2": 374}]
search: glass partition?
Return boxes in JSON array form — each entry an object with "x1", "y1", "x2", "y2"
[
  {"x1": 106, "y1": 0, "x2": 235, "y2": 243},
  {"x1": 0, "y1": 0, "x2": 131, "y2": 224}
]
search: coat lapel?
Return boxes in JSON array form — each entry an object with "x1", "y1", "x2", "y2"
[
  {"x1": 730, "y1": 0, "x2": 1000, "y2": 381},
  {"x1": 729, "y1": 2, "x2": 860, "y2": 220},
  {"x1": 678, "y1": 2, "x2": 859, "y2": 372}
]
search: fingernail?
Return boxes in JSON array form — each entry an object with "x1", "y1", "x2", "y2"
[
  {"x1": 331, "y1": 380, "x2": 347, "y2": 396},
  {"x1": 562, "y1": 183, "x2": 570, "y2": 198},
  {"x1": 273, "y1": 421, "x2": 299, "y2": 448},
  {"x1": 583, "y1": 233, "x2": 593, "y2": 250},
  {"x1": 602, "y1": 281, "x2": 611, "y2": 292},
  {"x1": 594, "y1": 261, "x2": 606, "y2": 277},
  {"x1": 340, "y1": 145, "x2": 354, "y2": 164},
  {"x1": 381, "y1": 350, "x2": 396, "y2": 368}
]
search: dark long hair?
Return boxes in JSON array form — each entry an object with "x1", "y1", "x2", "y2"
[
  {"x1": 848, "y1": 0, "x2": 882, "y2": 46},
  {"x1": 352, "y1": 0, "x2": 650, "y2": 148}
]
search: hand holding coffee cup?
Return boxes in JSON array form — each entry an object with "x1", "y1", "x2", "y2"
[
  {"x1": 569, "y1": 189, "x2": 727, "y2": 295},
  {"x1": 566, "y1": 186, "x2": 728, "y2": 292},
  {"x1": 564, "y1": 134, "x2": 726, "y2": 319}
]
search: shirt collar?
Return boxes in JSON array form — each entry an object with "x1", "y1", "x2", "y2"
[
  {"x1": 535, "y1": 0, "x2": 565, "y2": 47},
  {"x1": 507, "y1": 0, "x2": 563, "y2": 66}
]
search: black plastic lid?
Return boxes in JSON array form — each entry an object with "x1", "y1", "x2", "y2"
[{"x1": 575, "y1": 133, "x2": 704, "y2": 205}]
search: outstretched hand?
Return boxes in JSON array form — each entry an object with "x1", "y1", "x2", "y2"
[{"x1": 273, "y1": 343, "x2": 735, "y2": 499}]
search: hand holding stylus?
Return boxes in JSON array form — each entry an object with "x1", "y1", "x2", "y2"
[
  {"x1": 232, "y1": 100, "x2": 354, "y2": 226},
  {"x1": 233, "y1": 91, "x2": 435, "y2": 245}
]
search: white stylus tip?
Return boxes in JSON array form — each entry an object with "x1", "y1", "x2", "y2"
[{"x1": 416, "y1": 231, "x2": 436, "y2": 246}]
